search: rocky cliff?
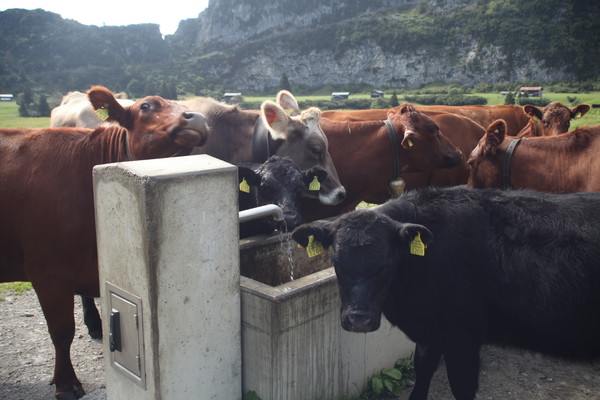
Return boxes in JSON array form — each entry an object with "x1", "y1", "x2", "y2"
[{"x1": 170, "y1": 0, "x2": 582, "y2": 90}]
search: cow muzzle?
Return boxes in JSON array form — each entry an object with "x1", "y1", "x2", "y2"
[
  {"x1": 170, "y1": 112, "x2": 210, "y2": 148},
  {"x1": 341, "y1": 309, "x2": 380, "y2": 333}
]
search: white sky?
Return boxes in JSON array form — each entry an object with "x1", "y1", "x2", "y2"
[{"x1": 0, "y1": 1, "x2": 210, "y2": 36}]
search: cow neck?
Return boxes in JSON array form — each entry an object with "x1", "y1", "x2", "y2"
[
  {"x1": 383, "y1": 120, "x2": 400, "y2": 180},
  {"x1": 502, "y1": 138, "x2": 523, "y2": 190},
  {"x1": 122, "y1": 130, "x2": 136, "y2": 161},
  {"x1": 251, "y1": 117, "x2": 271, "y2": 163}
]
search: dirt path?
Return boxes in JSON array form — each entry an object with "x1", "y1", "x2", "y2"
[
  {"x1": 1, "y1": 289, "x2": 600, "y2": 400},
  {"x1": 0, "y1": 289, "x2": 105, "y2": 400}
]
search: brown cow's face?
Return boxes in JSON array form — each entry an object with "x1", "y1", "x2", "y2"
[
  {"x1": 522, "y1": 102, "x2": 591, "y2": 137},
  {"x1": 466, "y1": 120, "x2": 507, "y2": 189},
  {"x1": 387, "y1": 105, "x2": 462, "y2": 172},
  {"x1": 292, "y1": 211, "x2": 432, "y2": 333},
  {"x1": 87, "y1": 86, "x2": 209, "y2": 160},
  {"x1": 261, "y1": 100, "x2": 346, "y2": 205}
]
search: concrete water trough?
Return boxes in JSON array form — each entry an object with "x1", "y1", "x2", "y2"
[
  {"x1": 239, "y1": 232, "x2": 415, "y2": 400},
  {"x1": 94, "y1": 155, "x2": 414, "y2": 400}
]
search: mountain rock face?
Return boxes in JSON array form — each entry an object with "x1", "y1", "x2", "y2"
[
  {"x1": 1, "y1": 1, "x2": 597, "y2": 94},
  {"x1": 170, "y1": 0, "x2": 576, "y2": 90}
]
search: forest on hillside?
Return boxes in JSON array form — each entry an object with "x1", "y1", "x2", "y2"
[{"x1": 0, "y1": 0, "x2": 599, "y2": 103}]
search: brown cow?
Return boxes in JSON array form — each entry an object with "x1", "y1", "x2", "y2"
[
  {"x1": 323, "y1": 104, "x2": 529, "y2": 136},
  {"x1": 515, "y1": 101, "x2": 591, "y2": 137},
  {"x1": 183, "y1": 90, "x2": 347, "y2": 205},
  {"x1": 50, "y1": 90, "x2": 134, "y2": 129},
  {"x1": 0, "y1": 86, "x2": 209, "y2": 399},
  {"x1": 467, "y1": 119, "x2": 600, "y2": 192},
  {"x1": 301, "y1": 105, "x2": 468, "y2": 221}
]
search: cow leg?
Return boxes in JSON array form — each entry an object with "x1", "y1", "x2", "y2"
[
  {"x1": 443, "y1": 341, "x2": 480, "y2": 400},
  {"x1": 80, "y1": 295, "x2": 102, "y2": 339},
  {"x1": 408, "y1": 343, "x2": 442, "y2": 400},
  {"x1": 34, "y1": 285, "x2": 85, "y2": 399}
]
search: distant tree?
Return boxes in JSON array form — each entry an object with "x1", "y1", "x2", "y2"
[
  {"x1": 390, "y1": 91, "x2": 400, "y2": 107},
  {"x1": 37, "y1": 95, "x2": 51, "y2": 117},
  {"x1": 17, "y1": 100, "x2": 29, "y2": 117},
  {"x1": 126, "y1": 79, "x2": 145, "y2": 98},
  {"x1": 167, "y1": 81, "x2": 178, "y2": 100},
  {"x1": 144, "y1": 79, "x2": 157, "y2": 96},
  {"x1": 278, "y1": 73, "x2": 292, "y2": 93},
  {"x1": 159, "y1": 81, "x2": 170, "y2": 99},
  {"x1": 504, "y1": 91, "x2": 515, "y2": 105},
  {"x1": 22, "y1": 85, "x2": 34, "y2": 107}
]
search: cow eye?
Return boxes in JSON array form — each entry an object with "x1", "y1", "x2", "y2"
[
  {"x1": 310, "y1": 145, "x2": 323, "y2": 158},
  {"x1": 140, "y1": 103, "x2": 152, "y2": 111}
]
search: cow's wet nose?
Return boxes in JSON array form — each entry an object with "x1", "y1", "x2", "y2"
[
  {"x1": 343, "y1": 312, "x2": 376, "y2": 333},
  {"x1": 283, "y1": 211, "x2": 302, "y2": 230}
]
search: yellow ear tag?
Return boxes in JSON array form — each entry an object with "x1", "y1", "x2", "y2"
[
  {"x1": 409, "y1": 232, "x2": 426, "y2": 256},
  {"x1": 284, "y1": 108, "x2": 295, "y2": 116},
  {"x1": 407, "y1": 138, "x2": 414, "y2": 147},
  {"x1": 306, "y1": 235, "x2": 324, "y2": 258},
  {"x1": 309, "y1": 176, "x2": 321, "y2": 191},
  {"x1": 239, "y1": 178, "x2": 251, "y2": 193},
  {"x1": 95, "y1": 107, "x2": 109, "y2": 121}
]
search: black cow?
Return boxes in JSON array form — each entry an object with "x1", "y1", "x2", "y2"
[
  {"x1": 292, "y1": 186, "x2": 600, "y2": 400},
  {"x1": 238, "y1": 155, "x2": 327, "y2": 238}
]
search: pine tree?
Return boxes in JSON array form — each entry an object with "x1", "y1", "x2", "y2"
[
  {"x1": 37, "y1": 95, "x2": 51, "y2": 117},
  {"x1": 278, "y1": 73, "x2": 292, "y2": 93}
]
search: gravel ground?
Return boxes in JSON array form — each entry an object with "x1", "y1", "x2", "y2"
[{"x1": 2, "y1": 289, "x2": 600, "y2": 400}]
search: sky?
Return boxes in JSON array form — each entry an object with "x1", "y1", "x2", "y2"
[{"x1": 0, "y1": 0, "x2": 210, "y2": 36}]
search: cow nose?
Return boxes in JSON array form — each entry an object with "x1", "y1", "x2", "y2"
[
  {"x1": 335, "y1": 187, "x2": 346, "y2": 202},
  {"x1": 283, "y1": 211, "x2": 302, "y2": 230},
  {"x1": 342, "y1": 311, "x2": 377, "y2": 333}
]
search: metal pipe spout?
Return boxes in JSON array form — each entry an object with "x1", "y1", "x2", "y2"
[{"x1": 239, "y1": 204, "x2": 284, "y2": 224}]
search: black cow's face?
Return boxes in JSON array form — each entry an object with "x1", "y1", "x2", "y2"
[
  {"x1": 292, "y1": 209, "x2": 432, "y2": 333},
  {"x1": 239, "y1": 156, "x2": 328, "y2": 231}
]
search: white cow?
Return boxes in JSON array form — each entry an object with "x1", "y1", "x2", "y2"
[{"x1": 50, "y1": 90, "x2": 134, "y2": 128}]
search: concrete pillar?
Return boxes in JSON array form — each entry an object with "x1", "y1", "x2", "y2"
[{"x1": 93, "y1": 155, "x2": 241, "y2": 400}]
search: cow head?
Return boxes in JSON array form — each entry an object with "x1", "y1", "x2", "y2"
[
  {"x1": 292, "y1": 210, "x2": 432, "y2": 332},
  {"x1": 261, "y1": 99, "x2": 346, "y2": 205},
  {"x1": 238, "y1": 156, "x2": 328, "y2": 231},
  {"x1": 466, "y1": 119, "x2": 508, "y2": 189},
  {"x1": 387, "y1": 105, "x2": 463, "y2": 172},
  {"x1": 520, "y1": 102, "x2": 591, "y2": 137},
  {"x1": 87, "y1": 86, "x2": 209, "y2": 160}
]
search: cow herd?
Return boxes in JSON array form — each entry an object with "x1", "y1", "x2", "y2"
[{"x1": 0, "y1": 86, "x2": 597, "y2": 399}]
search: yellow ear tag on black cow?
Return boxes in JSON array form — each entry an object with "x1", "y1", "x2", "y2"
[
  {"x1": 239, "y1": 178, "x2": 251, "y2": 193},
  {"x1": 95, "y1": 107, "x2": 109, "y2": 121},
  {"x1": 309, "y1": 176, "x2": 321, "y2": 191},
  {"x1": 306, "y1": 235, "x2": 324, "y2": 258},
  {"x1": 407, "y1": 138, "x2": 414, "y2": 147},
  {"x1": 410, "y1": 232, "x2": 426, "y2": 256}
]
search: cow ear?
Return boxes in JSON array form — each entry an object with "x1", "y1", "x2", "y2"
[
  {"x1": 303, "y1": 168, "x2": 328, "y2": 187},
  {"x1": 237, "y1": 166, "x2": 261, "y2": 187},
  {"x1": 571, "y1": 104, "x2": 591, "y2": 119},
  {"x1": 261, "y1": 101, "x2": 291, "y2": 140},
  {"x1": 398, "y1": 103, "x2": 416, "y2": 115},
  {"x1": 483, "y1": 120, "x2": 506, "y2": 155},
  {"x1": 292, "y1": 222, "x2": 334, "y2": 249},
  {"x1": 276, "y1": 90, "x2": 301, "y2": 116},
  {"x1": 87, "y1": 86, "x2": 127, "y2": 125},
  {"x1": 397, "y1": 223, "x2": 433, "y2": 247},
  {"x1": 523, "y1": 105, "x2": 543, "y2": 120}
]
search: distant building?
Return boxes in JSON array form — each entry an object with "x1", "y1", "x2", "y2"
[
  {"x1": 331, "y1": 92, "x2": 350, "y2": 100},
  {"x1": 371, "y1": 90, "x2": 384, "y2": 98},
  {"x1": 0, "y1": 94, "x2": 14, "y2": 101},
  {"x1": 519, "y1": 87, "x2": 543, "y2": 97},
  {"x1": 221, "y1": 93, "x2": 243, "y2": 104}
]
